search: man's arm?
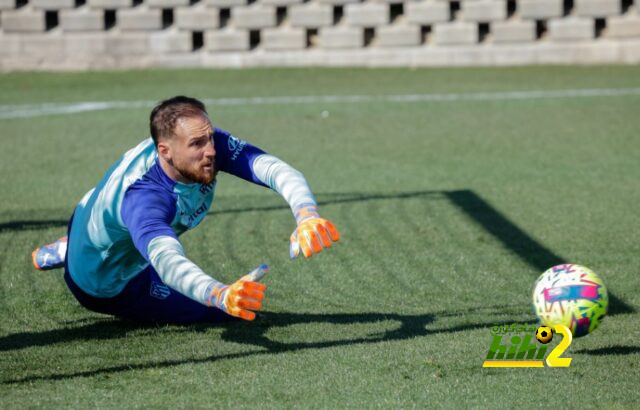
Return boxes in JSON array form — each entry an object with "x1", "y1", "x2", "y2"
[
  {"x1": 121, "y1": 186, "x2": 266, "y2": 319},
  {"x1": 214, "y1": 128, "x2": 340, "y2": 258},
  {"x1": 147, "y1": 236, "x2": 268, "y2": 320},
  {"x1": 251, "y1": 154, "x2": 340, "y2": 258}
]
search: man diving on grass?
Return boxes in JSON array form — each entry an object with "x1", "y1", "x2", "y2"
[{"x1": 32, "y1": 96, "x2": 340, "y2": 324}]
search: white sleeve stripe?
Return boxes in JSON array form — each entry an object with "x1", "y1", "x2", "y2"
[
  {"x1": 252, "y1": 154, "x2": 317, "y2": 212},
  {"x1": 147, "y1": 235, "x2": 223, "y2": 305}
]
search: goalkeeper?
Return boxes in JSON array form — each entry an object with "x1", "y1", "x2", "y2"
[{"x1": 31, "y1": 96, "x2": 340, "y2": 324}]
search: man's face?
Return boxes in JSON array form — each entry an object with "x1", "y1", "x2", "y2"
[{"x1": 164, "y1": 114, "x2": 217, "y2": 184}]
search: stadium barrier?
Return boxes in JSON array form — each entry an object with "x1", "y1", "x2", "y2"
[{"x1": 0, "y1": 0, "x2": 639, "y2": 69}]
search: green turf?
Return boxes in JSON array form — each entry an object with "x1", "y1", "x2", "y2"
[{"x1": 1, "y1": 66, "x2": 639, "y2": 408}]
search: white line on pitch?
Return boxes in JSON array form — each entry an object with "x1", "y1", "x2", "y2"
[{"x1": 1, "y1": 87, "x2": 639, "y2": 119}]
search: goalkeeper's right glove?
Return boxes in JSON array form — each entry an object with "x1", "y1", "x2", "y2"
[{"x1": 206, "y1": 264, "x2": 269, "y2": 321}]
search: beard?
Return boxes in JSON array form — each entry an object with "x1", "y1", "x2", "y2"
[{"x1": 176, "y1": 161, "x2": 217, "y2": 185}]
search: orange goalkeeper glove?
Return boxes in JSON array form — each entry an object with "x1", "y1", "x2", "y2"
[
  {"x1": 206, "y1": 264, "x2": 269, "y2": 321},
  {"x1": 289, "y1": 204, "x2": 340, "y2": 259}
]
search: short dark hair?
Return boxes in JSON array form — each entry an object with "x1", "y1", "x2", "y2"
[{"x1": 149, "y1": 96, "x2": 208, "y2": 146}]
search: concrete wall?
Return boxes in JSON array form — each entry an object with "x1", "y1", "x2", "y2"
[{"x1": 1, "y1": 0, "x2": 639, "y2": 70}]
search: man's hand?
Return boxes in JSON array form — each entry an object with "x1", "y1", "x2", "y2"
[
  {"x1": 207, "y1": 264, "x2": 269, "y2": 321},
  {"x1": 290, "y1": 205, "x2": 340, "y2": 259}
]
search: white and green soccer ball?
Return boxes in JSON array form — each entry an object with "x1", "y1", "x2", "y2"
[{"x1": 532, "y1": 264, "x2": 608, "y2": 337}]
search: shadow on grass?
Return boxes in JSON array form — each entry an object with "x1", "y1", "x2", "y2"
[
  {"x1": 445, "y1": 190, "x2": 633, "y2": 315},
  {"x1": 575, "y1": 345, "x2": 640, "y2": 356},
  {"x1": 2, "y1": 189, "x2": 634, "y2": 315},
  {"x1": 0, "y1": 191, "x2": 444, "y2": 233},
  {"x1": 0, "y1": 219, "x2": 69, "y2": 233},
  {"x1": 1, "y1": 310, "x2": 523, "y2": 385}
]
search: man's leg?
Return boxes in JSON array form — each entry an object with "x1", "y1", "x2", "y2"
[
  {"x1": 33, "y1": 210, "x2": 74, "y2": 271},
  {"x1": 64, "y1": 266, "x2": 234, "y2": 325},
  {"x1": 32, "y1": 236, "x2": 67, "y2": 271}
]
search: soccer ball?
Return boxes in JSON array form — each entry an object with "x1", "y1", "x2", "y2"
[
  {"x1": 536, "y1": 326, "x2": 553, "y2": 344},
  {"x1": 532, "y1": 264, "x2": 608, "y2": 337}
]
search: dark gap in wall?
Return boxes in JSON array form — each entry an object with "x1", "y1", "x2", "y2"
[
  {"x1": 333, "y1": 6, "x2": 343, "y2": 25},
  {"x1": 449, "y1": 1, "x2": 461, "y2": 21},
  {"x1": 219, "y1": 8, "x2": 231, "y2": 28},
  {"x1": 364, "y1": 27, "x2": 375, "y2": 47},
  {"x1": 478, "y1": 22, "x2": 490, "y2": 42},
  {"x1": 621, "y1": 0, "x2": 634, "y2": 13},
  {"x1": 390, "y1": 3, "x2": 404, "y2": 23},
  {"x1": 249, "y1": 30, "x2": 260, "y2": 49},
  {"x1": 563, "y1": 0, "x2": 574, "y2": 17},
  {"x1": 594, "y1": 18, "x2": 606, "y2": 38},
  {"x1": 192, "y1": 31, "x2": 204, "y2": 51},
  {"x1": 276, "y1": 7, "x2": 287, "y2": 25},
  {"x1": 162, "y1": 8, "x2": 173, "y2": 29},
  {"x1": 45, "y1": 10, "x2": 58, "y2": 31},
  {"x1": 535, "y1": 20, "x2": 547, "y2": 39},
  {"x1": 306, "y1": 28, "x2": 318, "y2": 47},
  {"x1": 104, "y1": 9, "x2": 116, "y2": 30},
  {"x1": 420, "y1": 25, "x2": 431, "y2": 44},
  {"x1": 507, "y1": 0, "x2": 517, "y2": 18}
]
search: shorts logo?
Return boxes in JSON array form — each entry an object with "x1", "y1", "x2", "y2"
[
  {"x1": 228, "y1": 135, "x2": 247, "y2": 161},
  {"x1": 150, "y1": 282, "x2": 171, "y2": 300}
]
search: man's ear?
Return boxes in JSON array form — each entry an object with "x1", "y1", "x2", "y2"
[{"x1": 157, "y1": 140, "x2": 171, "y2": 162}]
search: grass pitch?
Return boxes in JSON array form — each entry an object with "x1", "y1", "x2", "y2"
[{"x1": 1, "y1": 66, "x2": 639, "y2": 408}]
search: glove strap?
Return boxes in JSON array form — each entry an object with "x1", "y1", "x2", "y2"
[
  {"x1": 205, "y1": 281, "x2": 229, "y2": 309},
  {"x1": 294, "y1": 203, "x2": 320, "y2": 224}
]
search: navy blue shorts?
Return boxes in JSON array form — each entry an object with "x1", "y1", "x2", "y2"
[
  {"x1": 63, "y1": 214, "x2": 233, "y2": 325},
  {"x1": 63, "y1": 266, "x2": 232, "y2": 324}
]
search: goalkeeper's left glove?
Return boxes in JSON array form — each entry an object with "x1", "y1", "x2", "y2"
[{"x1": 289, "y1": 204, "x2": 340, "y2": 259}]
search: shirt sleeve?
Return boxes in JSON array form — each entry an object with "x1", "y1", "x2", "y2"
[
  {"x1": 214, "y1": 127, "x2": 317, "y2": 214},
  {"x1": 213, "y1": 128, "x2": 268, "y2": 187},
  {"x1": 121, "y1": 185, "x2": 178, "y2": 261},
  {"x1": 251, "y1": 154, "x2": 317, "y2": 213}
]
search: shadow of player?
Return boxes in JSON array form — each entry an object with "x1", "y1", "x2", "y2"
[{"x1": 1, "y1": 309, "x2": 524, "y2": 385}]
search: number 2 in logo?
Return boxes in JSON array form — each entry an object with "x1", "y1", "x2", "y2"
[{"x1": 546, "y1": 324, "x2": 573, "y2": 367}]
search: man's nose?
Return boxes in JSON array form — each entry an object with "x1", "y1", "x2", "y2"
[{"x1": 206, "y1": 139, "x2": 215, "y2": 157}]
